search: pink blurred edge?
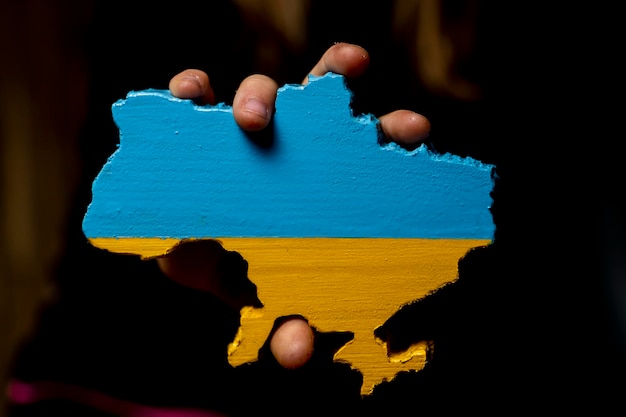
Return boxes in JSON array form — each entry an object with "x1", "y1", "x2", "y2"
[{"x1": 6, "y1": 379, "x2": 229, "y2": 417}]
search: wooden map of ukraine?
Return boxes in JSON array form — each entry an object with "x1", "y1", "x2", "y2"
[{"x1": 82, "y1": 73, "x2": 495, "y2": 395}]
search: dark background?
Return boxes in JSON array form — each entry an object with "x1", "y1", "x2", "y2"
[{"x1": 1, "y1": 1, "x2": 624, "y2": 415}]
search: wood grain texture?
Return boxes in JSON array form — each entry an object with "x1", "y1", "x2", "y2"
[{"x1": 84, "y1": 73, "x2": 495, "y2": 395}]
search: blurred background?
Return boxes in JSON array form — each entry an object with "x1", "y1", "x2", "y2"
[
  {"x1": 1, "y1": 0, "x2": 624, "y2": 415},
  {"x1": 1, "y1": 0, "x2": 90, "y2": 401}
]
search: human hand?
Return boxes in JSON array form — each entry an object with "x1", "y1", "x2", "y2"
[
  {"x1": 169, "y1": 42, "x2": 431, "y2": 145},
  {"x1": 163, "y1": 42, "x2": 432, "y2": 370}
]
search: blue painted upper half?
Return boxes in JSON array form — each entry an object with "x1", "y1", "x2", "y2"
[{"x1": 83, "y1": 73, "x2": 495, "y2": 239}]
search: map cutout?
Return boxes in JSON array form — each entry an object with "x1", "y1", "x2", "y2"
[{"x1": 83, "y1": 72, "x2": 495, "y2": 395}]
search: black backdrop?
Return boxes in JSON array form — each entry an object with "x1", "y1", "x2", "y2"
[{"x1": 8, "y1": 1, "x2": 625, "y2": 415}]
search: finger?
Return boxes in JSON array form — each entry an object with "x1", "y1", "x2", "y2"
[
  {"x1": 232, "y1": 74, "x2": 279, "y2": 131},
  {"x1": 156, "y1": 239, "x2": 263, "y2": 312},
  {"x1": 270, "y1": 317, "x2": 315, "y2": 369},
  {"x1": 168, "y1": 69, "x2": 216, "y2": 105},
  {"x1": 379, "y1": 110, "x2": 431, "y2": 148},
  {"x1": 156, "y1": 239, "x2": 223, "y2": 293},
  {"x1": 303, "y1": 42, "x2": 370, "y2": 84}
]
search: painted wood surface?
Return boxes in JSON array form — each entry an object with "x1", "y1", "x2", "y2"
[{"x1": 83, "y1": 73, "x2": 495, "y2": 395}]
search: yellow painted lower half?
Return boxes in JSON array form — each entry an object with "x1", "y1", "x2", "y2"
[{"x1": 89, "y1": 237, "x2": 490, "y2": 395}]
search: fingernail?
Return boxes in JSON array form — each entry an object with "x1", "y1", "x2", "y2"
[
  {"x1": 181, "y1": 73, "x2": 201, "y2": 86},
  {"x1": 244, "y1": 98, "x2": 269, "y2": 120},
  {"x1": 181, "y1": 74, "x2": 205, "y2": 95}
]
